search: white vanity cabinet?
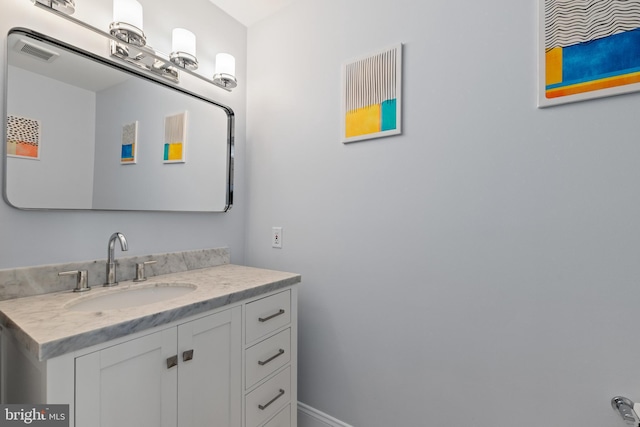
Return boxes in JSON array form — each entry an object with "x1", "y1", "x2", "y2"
[
  {"x1": 75, "y1": 307, "x2": 241, "y2": 427},
  {"x1": 1, "y1": 285, "x2": 298, "y2": 427},
  {"x1": 243, "y1": 290, "x2": 297, "y2": 427}
]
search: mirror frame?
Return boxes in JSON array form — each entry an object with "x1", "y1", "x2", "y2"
[{"x1": 3, "y1": 27, "x2": 234, "y2": 212}]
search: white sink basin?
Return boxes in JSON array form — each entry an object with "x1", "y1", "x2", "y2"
[{"x1": 67, "y1": 283, "x2": 197, "y2": 311}]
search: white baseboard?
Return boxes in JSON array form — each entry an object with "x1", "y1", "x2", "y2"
[{"x1": 297, "y1": 402, "x2": 353, "y2": 427}]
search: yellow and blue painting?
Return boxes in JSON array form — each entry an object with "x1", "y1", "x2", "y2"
[
  {"x1": 343, "y1": 45, "x2": 401, "y2": 143},
  {"x1": 164, "y1": 112, "x2": 186, "y2": 163},
  {"x1": 544, "y1": 0, "x2": 640, "y2": 104},
  {"x1": 120, "y1": 121, "x2": 137, "y2": 164}
]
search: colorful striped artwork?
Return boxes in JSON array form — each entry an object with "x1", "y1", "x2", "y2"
[
  {"x1": 541, "y1": 0, "x2": 640, "y2": 106},
  {"x1": 342, "y1": 44, "x2": 402, "y2": 143},
  {"x1": 120, "y1": 121, "x2": 137, "y2": 164},
  {"x1": 164, "y1": 112, "x2": 186, "y2": 163},
  {"x1": 7, "y1": 115, "x2": 40, "y2": 159}
]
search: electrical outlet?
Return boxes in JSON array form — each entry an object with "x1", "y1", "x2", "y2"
[{"x1": 272, "y1": 227, "x2": 282, "y2": 248}]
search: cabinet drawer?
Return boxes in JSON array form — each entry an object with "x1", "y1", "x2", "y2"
[
  {"x1": 246, "y1": 328, "x2": 291, "y2": 389},
  {"x1": 246, "y1": 290, "x2": 291, "y2": 344},
  {"x1": 246, "y1": 367, "x2": 290, "y2": 427},
  {"x1": 263, "y1": 404, "x2": 291, "y2": 427}
]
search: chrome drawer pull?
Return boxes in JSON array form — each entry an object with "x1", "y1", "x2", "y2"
[
  {"x1": 183, "y1": 349, "x2": 194, "y2": 362},
  {"x1": 259, "y1": 309, "x2": 285, "y2": 323},
  {"x1": 258, "y1": 388, "x2": 285, "y2": 410},
  {"x1": 258, "y1": 349, "x2": 285, "y2": 366},
  {"x1": 166, "y1": 355, "x2": 178, "y2": 369}
]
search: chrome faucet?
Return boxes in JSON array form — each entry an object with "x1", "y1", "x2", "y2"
[
  {"x1": 612, "y1": 396, "x2": 640, "y2": 426},
  {"x1": 105, "y1": 232, "x2": 128, "y2": 286}
]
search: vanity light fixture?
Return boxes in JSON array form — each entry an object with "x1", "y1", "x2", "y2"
[
  {"x1": 213, "y1": 53, "x2": 237, "y2": 89},
  {"x1": 33, "y1": 0, "x2": 75, "y2": 15},
  {"x1": 110, "y1": 0, "x2": 146, "y2": 46},
  {"x1": 170, "y1": 28, "x2": 199, "y2": 70},
  {"x1": 29, "y1": 0, "x2": 238, "y2": 91}
]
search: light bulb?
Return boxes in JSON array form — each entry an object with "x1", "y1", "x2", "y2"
[
  {"x1": 215, "y1": 53, "x2": 235, "y2": 77},
  {"x1": 113, "y1": 0, "x2": 143, "y2": 31},
  {"x1": 172, "y1": 28, "x2": 197, "y2": 57}
]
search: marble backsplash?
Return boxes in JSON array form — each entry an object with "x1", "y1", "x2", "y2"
[{"x1": 0, "y1": 247, "x2": 230, "y2": 301}]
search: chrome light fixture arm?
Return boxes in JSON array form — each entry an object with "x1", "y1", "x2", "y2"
[
  {"x1": 32, "y1": 1, "x2": 234, "y2": 91},
  {"x1": 34, "y1": 0, "x2": 75, "y2": 15}
]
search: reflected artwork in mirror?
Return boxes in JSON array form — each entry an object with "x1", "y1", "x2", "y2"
[{"x1": 3, "y1": 28, "x2": 234, "y2": 212}]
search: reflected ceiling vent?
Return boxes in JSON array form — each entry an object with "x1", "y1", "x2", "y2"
[{"x1": 13, "y1": 39, "x2": 59, "y2": 63}]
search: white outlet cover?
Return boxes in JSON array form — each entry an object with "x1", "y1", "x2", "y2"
[{"x1": 272, "y1": 227, "x2": 282, "y2": 248}]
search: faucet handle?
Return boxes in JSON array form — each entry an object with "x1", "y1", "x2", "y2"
[
  {"x1": 59, "y1": 270, "x2": 90, "y2": 292},
  {"x1": 134, "y1": 260, "x2": 157, "y2": 282}
]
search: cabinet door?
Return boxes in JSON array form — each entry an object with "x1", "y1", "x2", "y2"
[
  {"x1": 177, "y1": 307, "x2": 241, "y2": 427},
  {"x1": 75, "y1": 328, "x2": 178, "y2": 427}
]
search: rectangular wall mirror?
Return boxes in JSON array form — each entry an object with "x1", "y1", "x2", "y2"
[{"x1": 3, "y1": 28, "x2": 234, "y2": 212}]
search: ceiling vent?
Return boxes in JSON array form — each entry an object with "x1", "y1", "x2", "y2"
[{"x1": 13, "y1": 39, "x2": 59, "y2": 63}]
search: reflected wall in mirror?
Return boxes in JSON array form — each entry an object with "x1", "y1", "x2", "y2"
[{"x1": 4, "y1": 28, "x2": 234, "y2": 212}]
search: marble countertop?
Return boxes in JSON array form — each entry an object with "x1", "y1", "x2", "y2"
[{"x1": 0, "y1": 264, "x2": 301, "y2": 361}]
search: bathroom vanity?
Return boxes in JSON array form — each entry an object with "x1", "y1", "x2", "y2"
[{"x1": 0, "y1": 262, "x2": 300, "y2": 427}]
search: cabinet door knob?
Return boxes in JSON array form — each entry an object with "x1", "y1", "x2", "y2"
[
  {"x1": 258, "y1": 309, "x2": 285, "y2": 323},
  {"x1": 258, "y1": 389, "x2": 285, "y2": 410},
  {"x1": 166, "y1": 355, "x2": 178, "y2": 369},
  {"x1": 183, "y1": 349, "x2": 194, "y2": 362},
  {"x1": 258, "y1": 349, "x2": 285, "y2": 366}
]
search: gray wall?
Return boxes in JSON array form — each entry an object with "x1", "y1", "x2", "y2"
[
  {"x1": 93, "y1": 78, "x2": 229, "y2": 211},
  {"x1": 245, "y1": 0, "x2": 640, "y2": 426},
  {"x1": 0, "y1": 0, "x2": 247, "y2": 268},
  {"x1": 6, "y1": 66, "x2": 95, "y2": 209}
]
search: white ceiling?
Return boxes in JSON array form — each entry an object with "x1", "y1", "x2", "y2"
[{"x1": 208, "y1": 0, "x2": 294, "y2": 27}]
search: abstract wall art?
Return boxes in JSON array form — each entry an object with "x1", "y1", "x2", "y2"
[
  {"x1": 7, "y1": 115, "x2": 40, "y2": 159},
  {"x1": 540, "y1": 0, "x2": 640, "y2": 107},
  {"x1": 164, "y1": 111, "x2": 187, "y2": 163},
  {"x1": 342, "y1": 44, "x2": 402, "y2": 143},
  {"x1": 120, "y1": 121, "x2": 138, "y2": 164}
]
